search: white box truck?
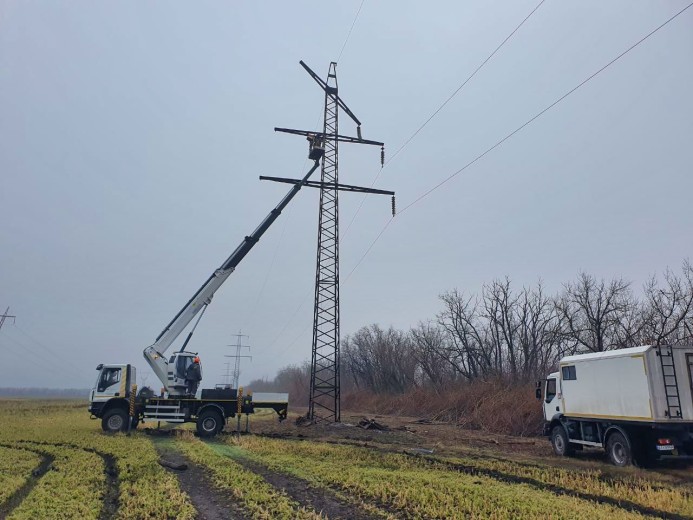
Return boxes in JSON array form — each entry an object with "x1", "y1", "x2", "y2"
[{"x1": 538, "y1": 344, "x2": 693, "y2": 466}]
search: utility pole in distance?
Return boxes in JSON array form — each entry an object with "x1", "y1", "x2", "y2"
[
  {"x1": 272, "y1": 60, "x2": 394, "y2": 423},
  {"x1": 0, "y1": 307, "x2": 16, "y2": 331},
  {"x1": 225, "y1": 331, "x2": 251, "y2": 389}
]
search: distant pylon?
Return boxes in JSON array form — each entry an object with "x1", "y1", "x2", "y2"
[{"x1": 225, "y1": 331, "x2": 251, "y2": 389}]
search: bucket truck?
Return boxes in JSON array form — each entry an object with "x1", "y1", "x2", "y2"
[{"x1": 88, "y1": 144, "x2": 323, "y2": 437}]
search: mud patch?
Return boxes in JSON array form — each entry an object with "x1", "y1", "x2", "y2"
[
  {"x1": 154, "y1": 440, "x2": 249, "y2": 520},
  {"x1": 0, "y1": 444, "x2": 54, "y2": 519}
]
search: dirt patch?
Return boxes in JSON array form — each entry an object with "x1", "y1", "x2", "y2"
[
  {"x1": 154, "y1": 441, "x2": 249, "y2": 520},
  {"x1": 0, "y1": 444, "x2": 54, "y2": 519},
  {"x1": 221, "y1": 447, "x2": 381, "y2": 520},
  {"x1": 252, "y1": 409, "x2": 542, "y2": 454}
]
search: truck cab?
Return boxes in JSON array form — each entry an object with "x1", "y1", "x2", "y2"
[{"x1": 88, "y1": 363, "x2": 136, "y2": 432}]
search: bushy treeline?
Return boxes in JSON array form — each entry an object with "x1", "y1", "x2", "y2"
[{"x1": 250, "y1": 263, "x2": 693, "y2": 431}]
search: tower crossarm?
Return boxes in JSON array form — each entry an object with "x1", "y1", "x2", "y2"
[
  {"x1": 274, "y1": 127, "x2": 382, "y2": 147},
  {"x1": 299, "y1": 60, "x2": 361, "y2": 127},
  {"x1": 259, "y1": 176, "x2": 394, "y2": 196}
]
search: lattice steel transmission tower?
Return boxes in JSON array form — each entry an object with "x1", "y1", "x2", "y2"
[
  {"x1": 272, "y1": 61, "x2": 394, "y2": 422},
  {"x1": 225, "y1": 331, "x2": 251, "y2": 389}
]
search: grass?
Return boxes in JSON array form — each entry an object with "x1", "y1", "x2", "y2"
[
  {"x1": 437, "y1": 451, "x2": 693, "y2": 517},
  {"x1": 1, "y1": 399, "x2": 690, "y2": 519},
  {"x1": 5, "y1": 443, "x2": 104, "y2": 520},
  {"x1": 0, "y1": 446, "x2": 41, "y2": 504},
  {"x1": 0, "y1": 400, "x2": 195, "y2": 520},
  {"x1": 233, "y1": 436, "x2": 655, "y2": 520}
]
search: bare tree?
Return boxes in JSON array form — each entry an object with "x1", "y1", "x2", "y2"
[
  {"x1": 516, "y1": 282, "x2": 565, "y2": 379},
  {"x1": 409, "y1": 321, "x2": 458, "y2": 389},
  {"x1": 437, "y1": 290, "x2": 495, "y2": 380},
  {"x1": 342, "y1": 325, "x2": 417, "y2": 393},
  {"x1": 482, "y1": 278, "x2": 520, "y2": 378},
  {"x1": 641, "y1": 260, "x2": 693, "y2": 345},
  {"x1": 555, "y1": 273, "x2": 636, "y2": 352}
]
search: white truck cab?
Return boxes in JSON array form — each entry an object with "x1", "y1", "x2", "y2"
[{"x1": 89, "y1": 363, "x2": 137, "y2": 432}]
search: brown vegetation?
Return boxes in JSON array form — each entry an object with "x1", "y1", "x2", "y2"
[{"x1": 342, "y1": 381, "x2": 542, "y2": 436}]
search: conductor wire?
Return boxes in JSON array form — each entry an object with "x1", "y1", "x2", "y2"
[{"x1": 344, "y1": 2, "x2": 693, "y2": 281}]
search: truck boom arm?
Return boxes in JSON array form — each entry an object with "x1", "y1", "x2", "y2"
[{"x1": 143, "y1": 159, "x2": 321, "y2": 390}]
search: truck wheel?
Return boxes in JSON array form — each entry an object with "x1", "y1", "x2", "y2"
[
  {"x1": 102, "y1": 408, "x2": 128, "y2": 433},
  {"x1": 551, "y1": 426, "x2": 574, "y2": 457},
  {"x1": 197, "y1": 409, "x2": 223, "y2": 438},
  {"x1": 606, "y1": 432, "x2": 632, "y2": 467}
]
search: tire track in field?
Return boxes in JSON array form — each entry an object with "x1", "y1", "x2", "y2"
[
  {"x1": 13, "y1": 440, "x2": 119, "y2": 520},
  {"x1": 257, "y1": 435, "x2": 689, "y2": 520},
  {"x1": 0, "y1": 443, "x2": 54, "y2": 520},
  {"x1": 207, "y1": 441, "x2": 387, "y2": 520},
  {"x1": 448, "y1": 449, "x2": 693, "y2": 491},
  {"x1": 152, "y1": 439, "x2": 251, "y2": 520},
  {"x1": 409, "y1": 454, "x2": 692, "y2": 520}
]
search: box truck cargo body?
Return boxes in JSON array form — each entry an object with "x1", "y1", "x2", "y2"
[{"x1": 538, "y1": 344, "x2": 693, "y2": 466}]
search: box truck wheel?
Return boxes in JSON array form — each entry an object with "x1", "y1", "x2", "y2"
[
  {"x1": 551, "y1": 426, "x2": 574, "y2": 457},
  {"x1": 606, "y1": 432, "x2": 632, "y2": 467}
]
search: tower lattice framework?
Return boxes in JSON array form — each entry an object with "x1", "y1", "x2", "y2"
[{"x1": 309, "y1": 62, "x2": 340, "y2": 422}]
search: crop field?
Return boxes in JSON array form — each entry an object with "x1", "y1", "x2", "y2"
[{"x1": 0, "y1": 400, "x2": 691, "y2": 519}]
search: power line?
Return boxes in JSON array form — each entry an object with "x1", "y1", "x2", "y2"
[
  {"x1": 344, "y1": 1, "x2": 693, "y2": 281},
  {"x1": 13, "y1": 324, "x2": 84, "y2": 371},
  {"x1": 0, "y1": 330, "x2": 83, "y2": 380},
  {"x1": 343, "y1": 0, "x2": 547, "y2": 237},
  {"x1": 337, "y1": 0, "x2": 367, "y2": 63},
  {"x1": 401, "y1": 2, "x2": 693, "y2": 213}
]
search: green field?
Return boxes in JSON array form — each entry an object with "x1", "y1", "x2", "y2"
[{"x1": 0, "y1": 400, "x2": 691, "y2": 519}]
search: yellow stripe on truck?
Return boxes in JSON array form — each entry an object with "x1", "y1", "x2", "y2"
[
  {"x1": 119, "y1": 368, "x2": 126, "y2": 397},
  {"x1": 563, "y1": 412, "x2": 654, "y2": 422}
]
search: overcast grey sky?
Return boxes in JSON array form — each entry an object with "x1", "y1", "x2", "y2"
[{"x1": 1, "y1": 1, "x2": 691, "y2": 390}]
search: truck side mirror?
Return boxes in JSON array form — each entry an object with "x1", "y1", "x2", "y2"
[{"x1": 535, "y1": 388, "x2": 542, "y2": 400}]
